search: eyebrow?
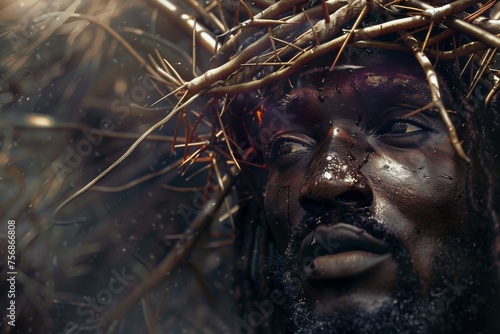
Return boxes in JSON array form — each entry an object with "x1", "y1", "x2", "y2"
[{"x1": 261, "y1": 93, "x2": 300, "y2": 126}]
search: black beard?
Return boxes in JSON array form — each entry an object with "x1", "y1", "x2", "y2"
[{"x1": 268, "y1": 211, "x2": 499, "y2": 334}]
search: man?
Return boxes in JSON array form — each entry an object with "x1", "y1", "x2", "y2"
[
  {"x1": 229, "y1": 3, "x2": 500, "y2": 334},
  {"x1": 248, "y1": 50, "x2": 500, "y2": 333}
]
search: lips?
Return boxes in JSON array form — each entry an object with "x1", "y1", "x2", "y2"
[{"x1": 301, "y1": 223, "x2": 392, "y2": 280}]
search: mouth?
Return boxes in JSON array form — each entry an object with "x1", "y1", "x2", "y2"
[{"x1": 301, "y1": 223, "x2": 392, "y2": 280}]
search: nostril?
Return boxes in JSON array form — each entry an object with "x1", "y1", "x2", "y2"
[
  {"x1": 299, "y1": 171, "x2": 374, "y2": 211},
  {"x1": 335, "y1": 189, "x2": 372, "y2": 207},
  {"x1": 299, "y1": 185, "x2": 373, "y2": 212}
]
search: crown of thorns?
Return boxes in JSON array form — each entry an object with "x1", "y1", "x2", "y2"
[{"x1": 44, "y1": 0, "x2": 499, "y2": 215}]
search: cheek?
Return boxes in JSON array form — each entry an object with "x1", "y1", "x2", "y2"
[
  {"x1": 264, "y1": 169, "x2": 306, "y2": 251},
  {"x1": 368, "y1": 147, "x2": 468, "y2": 234},
  {"x1": 366, "y1": 147, "x2": 470, "y2": 285}
]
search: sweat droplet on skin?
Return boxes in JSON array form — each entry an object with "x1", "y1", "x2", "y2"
[
  {"x1": 310, "y1": 237, "x2": 317, "y2": 246},
  {"x1": 344, "y1": 175, "x2": 357, "y2": 183}
]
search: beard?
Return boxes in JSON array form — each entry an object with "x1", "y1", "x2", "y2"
[{"x1": 268, "y1": 211, "x2": 498, "y2": 334}]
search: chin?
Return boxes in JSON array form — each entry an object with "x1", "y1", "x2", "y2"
[
  {"x1": 282, "y1": 281, "x2": 483, "y2": 334},
  {"x1": 304, "y1": 253, "x2": 400, "y2": 316},
  {"x1": 270, "y1": 244, "x2": 499, "y2": 334}
]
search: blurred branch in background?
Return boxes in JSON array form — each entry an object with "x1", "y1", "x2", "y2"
[{"x1": 0, "y1": 1, "x2": 238, "y2": 333}]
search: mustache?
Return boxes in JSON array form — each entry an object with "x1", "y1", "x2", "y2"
[{"x1": 288, "y1": 209, "x2": 410, "y2": 267}]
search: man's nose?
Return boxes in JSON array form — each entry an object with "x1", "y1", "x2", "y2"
[{"x1": 299, "y1": 128, "x2": 373, "y2": 211}]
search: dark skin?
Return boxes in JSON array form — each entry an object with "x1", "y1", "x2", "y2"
[{"x1": 261, "y1": 51, "x2": 499, "y2": 332}]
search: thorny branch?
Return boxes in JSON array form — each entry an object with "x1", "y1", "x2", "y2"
[{"x1": 403, "y1": 34, "x2": 470, "y2": 161}]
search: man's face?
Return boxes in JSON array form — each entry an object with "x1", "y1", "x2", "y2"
[{"x1": 262, "y1": 51, "x2": 497, "y2": 333}]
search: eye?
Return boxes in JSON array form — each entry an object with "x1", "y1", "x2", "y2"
[
  {"x1": 381, "y1": 121, "x2": 423, "y2": 135},
  {"x1": 377, "y1": 118, "x2": 432, "y2": 147},
  {"x1": 266, "y1": 133, "x2": 315, "y2": 166},
  {"x1": 276, "y1": 141, "x2": 308, "y2": 156}
]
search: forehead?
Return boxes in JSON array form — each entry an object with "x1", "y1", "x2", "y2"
[
  {"x1": 261, "y1": 50, "x2": 457, "y2": 125},
  {"x1": 263, "y1": 50, "x2": 462, "y2": 126},
  {"x1": 294, "y1": 50, "x2": 425, "y2": 92}
]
